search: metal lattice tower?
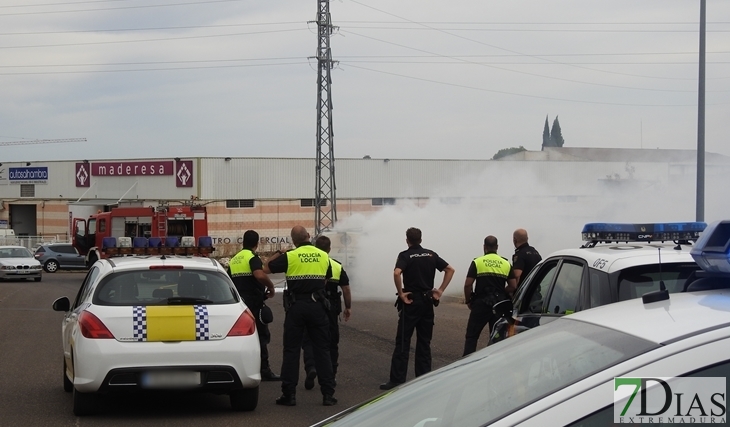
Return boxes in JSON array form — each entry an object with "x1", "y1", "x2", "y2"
[{"x1": 313, "y1": 0, "x2": 338, "y2": 236}]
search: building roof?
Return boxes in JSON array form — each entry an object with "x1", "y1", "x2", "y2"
[{"x1": 497, "y1": 147, "x2": 730, "y2": 163}]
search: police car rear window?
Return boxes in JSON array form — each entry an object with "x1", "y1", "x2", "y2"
[
  {"x1": 616, "y1": 262, "x2": 699, "y2": 301},
  {"x1": 93, "y1": 270, "x2": 238, "y2": 306}
]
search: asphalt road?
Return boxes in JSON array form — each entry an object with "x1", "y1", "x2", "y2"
[{"x1": 0, "y1": 272, "x2": 476, "y2": 427}]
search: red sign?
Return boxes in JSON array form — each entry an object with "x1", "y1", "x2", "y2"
[
  {"x1": 175, "y1": 160, "x2": 193, "y2": 187},
  {"x1": 91, "y1": 161, "x2": 173, "y2": 177},
  {"x1": 75, "y1": 163, "x2": 90, "y2": 187}
]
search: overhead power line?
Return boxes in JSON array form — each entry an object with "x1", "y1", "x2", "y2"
[{"x1": 0, "y1": 0, "x2": 246, "y2": 16}]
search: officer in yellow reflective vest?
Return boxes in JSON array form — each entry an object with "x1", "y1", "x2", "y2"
[
  {"x1": 265, "y1": 226, "x2": 337, "y2": 407},
  {"x1": 302, "y1": 235, "x2": 352, "y2": 390},
  {"x1": 228, "y1": 230, "x2": 279, "y2": 381},
  {"x1": 462, "y1": 235, "x2": 517, "y2": 356}
]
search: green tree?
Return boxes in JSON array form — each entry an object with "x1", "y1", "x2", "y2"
[
  {"x1": 551, "y1": 116, "x2": 565, "y2": 147},
  {"x1": 542, "y1": 115, "x2": 551, "y2": 149},
  {"x1": 492, "y1": 146, "x2": 527, "y2": 160}
]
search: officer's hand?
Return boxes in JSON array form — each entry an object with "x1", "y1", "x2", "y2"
[
  {"x1": 400, "y1": 292, "x2": 412, "y2": 305},
  {"x1": 431, "y1": 288, "x2": 442, "y2": 301},
  {"x1": 466, "y1": 302, "x2": 472, "y2": 310},
  {"x1": 266, "y1": 287, "x2": 275, "y2": 299},
  {"x1": 343, "y1": 308, "x2": 351, "y2": 322}
]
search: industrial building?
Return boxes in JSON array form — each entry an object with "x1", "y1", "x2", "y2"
[{"x1": 0, "y1": 147, "x2": 727, "y2": 256}]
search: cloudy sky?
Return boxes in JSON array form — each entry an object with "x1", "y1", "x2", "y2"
[{"x1": 0, "y1": 0, "x2": 728, "y2": 162}]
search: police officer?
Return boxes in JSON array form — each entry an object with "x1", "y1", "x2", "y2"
[
  {"x1": 512, "y1": 228, "x2": 542, "y2": 288},
  {"x1": 302, "y1": 235, "x2": 352, "y2": 390},
  {"x1": 228, "y1": 230, "x2": 280, "y2": 381},
  {"x1": 264, "y1": 225, "x2": 337, "y2": 407},
  {"x1": 462, "y1": 235, "x2": 517, "y2": 356},
  {"x1": 379, "y1": 227, "x2": 455, "y2": 391}
]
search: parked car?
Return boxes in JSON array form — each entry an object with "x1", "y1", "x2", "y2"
[
  {"x1": 52, "y1": 254, "x2": 261, "y2": 416},
  {"x1": 489, "y1": 222, "x2": 705, "y2": 344},
  {"x1": 313, "y1": 220, "x2": 730, "y2": 427},
  {"x1": 34, "y1": 244, "x2": 87, "y2": 273},
  {"x1": 0, "y1": 245, "x2": 42, "y2": 282}
]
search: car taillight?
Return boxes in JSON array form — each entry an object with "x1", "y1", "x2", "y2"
[
  {"x1": 227, "y1": 309, "x2": 256, "y2": 337},
  {"x1": 78, "y1": 311, "x2": 115, "y2": 339}
]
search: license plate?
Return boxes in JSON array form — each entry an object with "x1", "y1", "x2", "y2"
[
  {"x1": 141, "y1": 371, "x2": 200, "y2": 389},
  {"x1": 16, "y1": 270, "x2": 29, "y2": 274}
]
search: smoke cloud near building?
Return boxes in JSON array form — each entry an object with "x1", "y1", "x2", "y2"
[{"x1": 332, "y1": 158, "x2": 730, "y2": 300}]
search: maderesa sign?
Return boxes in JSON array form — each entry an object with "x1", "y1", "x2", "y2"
[{"x1": 92, "y1": 161, "x2": 173, "y2": 176}]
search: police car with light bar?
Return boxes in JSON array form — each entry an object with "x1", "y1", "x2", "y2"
[
  {"x1": 489, "y1": 222, "x2": 705, "y2": 345},
  {"x1": 312, "y1": 220, "x2": 730, "y2": 427},
  {"x1": 52, "y1": 236, "x2": 261, "y2": 416}
]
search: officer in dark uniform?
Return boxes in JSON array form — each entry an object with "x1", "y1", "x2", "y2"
[
  {"x1": 379, "y1": 227, "x2": 455, "y2": 391},
  {"x1": 462, "y1": 235, "x2": 517, "y2": 356},
  {"x1": 302, "y1": 235, "x2": 352, "y2": 390},
  {"x1": 264, "y1": 225, "x2": 337, "y2": 407},
  {"x1": 227, "y1": 230, "x2": 280, "y2": 381},
  {"x1": 512, "y1": 228, "x2": 542, "y2": 288}
]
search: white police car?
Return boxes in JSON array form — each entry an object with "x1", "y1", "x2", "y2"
[
  {"x1": 490, "y1": 222, "x2": 705, "y2": 344},
  {"x1": 312, "y1": 220, "x2": 730, "y2": 426},
  {"x1": 52, "y1": 245, "x2": 261, "y2": 416}
]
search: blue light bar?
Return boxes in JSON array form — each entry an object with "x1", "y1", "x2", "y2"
[
  {"x1": 690, "y1": 220, "x2": 730, "y2": 273},
  {"x1": 582, "y1": 222, "x2": 706, "y2": 243}
]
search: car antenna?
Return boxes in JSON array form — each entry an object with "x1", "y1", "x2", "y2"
[{"x1": 642, "y1": 247, "x2": 669, "y2": 304}]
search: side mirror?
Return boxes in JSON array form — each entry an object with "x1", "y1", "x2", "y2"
[{"x1": 52, "y1": 296, "x2": 70, "y2": 312}]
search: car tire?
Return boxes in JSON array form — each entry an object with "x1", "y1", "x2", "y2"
[
  {"x1": 86, "y1": 253, "x2": 97, "y2": 269},
  {"x1": 63, "y1": 360, "x2": 72, "y2": 393},
  {"x1": 44, "y1": 260, "x2": 59, "y2": 273},
  {"x1": 230, "y1": 386, "x2": 259, "y2": 412},
  {"x1": 72, "y1": 387, "x2": 98, "y2": 416}
]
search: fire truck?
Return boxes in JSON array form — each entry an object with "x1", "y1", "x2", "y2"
[{"x1": 72, "y1": 204, "x2": 209, "y2": 267}]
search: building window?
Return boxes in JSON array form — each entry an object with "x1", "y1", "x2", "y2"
[
  {"x1": 372, "y1": 198, "x2": 396, "y2": 206},
  {"x1": 20, "y1": 184, "x2": 34, "y2": 198},
  {"x1": 301, "y1": 199, "x2": 327, "y2": 207},
  {"x1": 226, "y1": 199, "x2": 255, "y2": 209},
  {"x1": 439, "y1": 197, "x2": 462, "y2": 205}
]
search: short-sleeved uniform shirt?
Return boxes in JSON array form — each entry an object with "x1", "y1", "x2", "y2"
[
  {"x1": 466, "y1": 255, "x2": 516, "y2": 296},
  {"x1": 326, "y1": 258, "x2": 350, "y2": 297},
  {"x1": 512, "y1": 243, "x2": 542, "y2": 286},
  {"x1": 395, "y1": 245, "x2": 449, "y2": 293},
  {"x1": 268, "y1": 243, "x2": 332, "y2": 294},
  {"x1": 228, "y1": 249, "x2": 265, "y2": 297}
]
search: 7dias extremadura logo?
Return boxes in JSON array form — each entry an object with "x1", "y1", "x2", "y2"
[{"x1": 614, "y1": 377, "x2": 726, "y2": 424}]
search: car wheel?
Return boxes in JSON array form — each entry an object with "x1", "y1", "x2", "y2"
[
  {"x1": 72, "y1": 387, "x2": 98, "y2": 416},
  {"x1": 230, "y1": 386, "x2": 259, "y2": 411},
  {"x1": 44, "y1": 260, "x2": 59, "y2": 273},
  {"x1": 63, "y1": 359, "x2": 72, "y2": 393}
]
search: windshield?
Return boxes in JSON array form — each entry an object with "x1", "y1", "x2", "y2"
[
  {"x1": 0, "y1": 247, "x2": 33, "y2": 258},
  {"x1": 320, "y1": 319, "x2": 657, "y2": 427},
  {"x1": 93, "y1": 270, "x2": 238, "y2": 306}
]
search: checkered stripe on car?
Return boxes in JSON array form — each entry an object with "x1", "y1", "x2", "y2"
[
  {"x1": 133, "y1": 306, "x2": 147, "y2": 342},
  {"x1": 194, "y1": 305, "x2": 209, "y2": 341}
]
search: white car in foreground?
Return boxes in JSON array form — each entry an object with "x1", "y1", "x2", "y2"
[
  {"x1": 313, "y1": 220, "x2": 730, "y2": 426},
  {"x1": 52, "y1": 255, "x2": 261, "y2": 416}
]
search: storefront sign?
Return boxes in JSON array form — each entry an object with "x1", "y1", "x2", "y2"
[
  {"x1": 9, "y1": 167, "x2": 48, "y2": 184},
  {"x1": 91, "y1": 161, "x2": 173, "y2": 177},
  {"x1": 175, "y1": 160, "x2": 193, "y2": 187},
  {"x1": 0, "y1": 220, "x2": 8, "y2": 229},
  {"x1": 75, "y1": 163, "x2": 90, "y2": 187},
  {"x1": 210, "y1": 236, "x2": 292, "y2": 245}
]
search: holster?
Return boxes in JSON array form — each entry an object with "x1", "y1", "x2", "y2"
[
  {"x1": 314, "y1": 289, "x2": 331, "y2": 311},
  {"x1": 282, "y1": 289, "x2": 294, "y2": 312}
]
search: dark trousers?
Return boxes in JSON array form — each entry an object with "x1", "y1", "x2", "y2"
[
  {"x1": 240, "y1": 294, "x2": 272, "y2": 372},
  {"x1": 388, "y1": 298, "x2": 434, "y2": 384},
  {"x1": 281, "y1": 299, "x2": 335, "y2": 396},
  {"x1": 463, "y1": 298, "x2": 498, "y2": 356},
  {"x1": 303, "y1": 308, "x2": 340, "y2": 376}
]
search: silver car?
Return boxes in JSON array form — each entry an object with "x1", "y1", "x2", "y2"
[{"x1": 0, "y1": 246, "x2": 42, "y2": 282}]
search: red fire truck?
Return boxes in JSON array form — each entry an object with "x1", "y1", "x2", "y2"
[{"x1": 72, "y1": 204, "x2": 209, "y2": 266}]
